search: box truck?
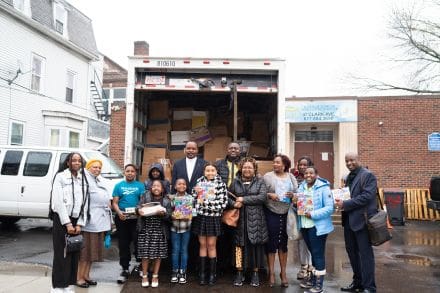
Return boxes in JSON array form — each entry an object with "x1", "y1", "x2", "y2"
[{"x1": 123, "y1": 57, "x2": 286, "y2": 177}]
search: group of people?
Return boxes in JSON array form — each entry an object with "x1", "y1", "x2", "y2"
[{"x1": 49, "y1": 142, "x2": 378, "y2": 293}]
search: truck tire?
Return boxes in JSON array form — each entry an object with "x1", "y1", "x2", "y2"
[
  {"x1": 0, "y1": 216, "x2": 20, "y2": 225},
  {"x1": 430, "y1": 177, "x2": 440, "y2": 201}
]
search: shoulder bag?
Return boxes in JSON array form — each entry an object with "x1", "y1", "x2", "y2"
[
  {"x1": 222, "y1": 191, "x2": 240, "y2": 227},
  {"x1": 361, "y1": 174, "x2": 392, "y2": 246}
]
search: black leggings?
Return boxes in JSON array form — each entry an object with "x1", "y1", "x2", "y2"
[{"x1": 52, "y1": 214, "x2": 79, "y2": 289}]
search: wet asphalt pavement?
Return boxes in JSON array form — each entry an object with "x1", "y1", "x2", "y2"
[
  {"x1": 120, "y1": 221, "x2": 440, "y2": 293},
  {"x1": 0, "y1": 219, "x2": 439, "y2": 292}
]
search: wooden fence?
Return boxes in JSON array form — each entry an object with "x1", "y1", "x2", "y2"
[{"x1": 378, "y1": 188, "x2": 440, "y2": 221}]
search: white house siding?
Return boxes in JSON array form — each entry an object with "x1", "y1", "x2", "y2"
[{"x1": 0, "y1": 9, "x2": 104, "y2": 148}]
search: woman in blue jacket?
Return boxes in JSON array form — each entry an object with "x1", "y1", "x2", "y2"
[{"x1": 295, "y1": 166, "x2": 334, "y2": 293}]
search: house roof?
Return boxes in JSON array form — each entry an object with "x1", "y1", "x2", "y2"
[{"x1": 1, "y1": 0, "x2": 98, "y2": 59}]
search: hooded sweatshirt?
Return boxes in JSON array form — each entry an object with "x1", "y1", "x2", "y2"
[{"x1": 144, "y1": 163, "x2": 171, "y2": 194}]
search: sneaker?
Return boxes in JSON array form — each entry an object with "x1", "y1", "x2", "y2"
[
  {"x1": 141, "y1": 275, "x2": 149, "y2": 287},
  {"x1": 178, "y1": 269, "x2": 187, "y2": 284},
  {"x1": 117, "y1": 269, "x2": 129, "y2": 284},
  {"x1": 63, "y1": 286, "x2": 75, "y2": 293},
  {"x1": 297, "y1": 264, "x2": 309, "y2": 280},
  {"x1": 300, "y1": 276, "x2": 313, "y2": 289},
  {"x1": 171, "y1": 270, "x2": 179, "y2": 283}
]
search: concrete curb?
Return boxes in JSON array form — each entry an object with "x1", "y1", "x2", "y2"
[{"x1": 0, "y1": 261, "x2": 122, "y2": 293}]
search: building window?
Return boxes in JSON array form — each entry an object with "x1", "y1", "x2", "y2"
[
  {"x1": 54, "y1": 3, "x2": 68, "y2": 36},
  {"x1": 31, "y1": 54, "x2": 45, "y2": 92},
  {"x1": 66, "y1": 71, "x2": 75, "y2": 103},
  {"x1": 69, "y1": 131, "x2": 79, "y2": 148},
  {"x1": 49, "y1": 129, "x2": 60, "y2": 147},
  {"x1": 113, "y1": 88, "x2": 127, "y2": 100},
  {"x1": 10, "y1": 121, "x2": 24, "y2": 145},
  {"x1": 102, "y1": 88, "x2": 110, "y2": 100},
  {"x1": 13, "y1": 0, "x2": 31, "y2": 16}
]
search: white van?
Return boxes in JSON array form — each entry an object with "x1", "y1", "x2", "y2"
[{"x1": 0, "y1": 146, "x2": 124, "y2": 224}]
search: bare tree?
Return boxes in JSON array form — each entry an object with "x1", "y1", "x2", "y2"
[{"x1": 360, "y1": 1, "x2": 440, "y2": 94}]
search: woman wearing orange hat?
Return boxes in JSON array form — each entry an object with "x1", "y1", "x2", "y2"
[{"x1": 76, "y1": 159, "x2": 112, "y2": 288}]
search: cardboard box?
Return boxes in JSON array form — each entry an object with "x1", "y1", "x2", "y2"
[
  {"x1": 251, "y1": 120, "x2": 269, "y2": 143},
  {"x1": 190, "y1": 127, "x2": 212, "y2": 147},
  {"x1": 173, "y1": 109, "x2": 193, "y2": 120},
  {"x1": 209, "y1": 126, "x2": 228, "y2": 137},
  {"x1": 248, "y1": 143, "x2": 270, "y2": 158},
  {"x1": 148, "y1": 119, "x2": 171, "y2": 131},
  {"x1": 148, "y1": 100, "x2": 169, "y2": 119},
  {"x1": 145, "y1": 129, "x2": 169, "y2": 145},
  {"x1": 143, "y1": 147, "x2": 168, "y2": 162},
  {"x1": 169, "y1": 149, "x2": 185, "y2": 162},
  {"x1": 204, "y1": 136, "x2": 232, "y2": 163},
  {"x1": 192, "y1": 111, "x2": 209, "y2": 129},
  {"x1": 171, "y1": 131, "x2": 190, "y2": 145},
  {"x1": 172, "y1": 119, "x2": 192, "y2": 131},
  {"x1": 256, "y1": 160, "x2": 273, "y2": 176}
]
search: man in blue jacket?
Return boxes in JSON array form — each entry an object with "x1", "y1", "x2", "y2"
[{"x1": 336, "y1": 153, "x2": 377, "y2": 293}]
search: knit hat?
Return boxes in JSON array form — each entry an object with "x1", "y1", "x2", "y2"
[{"x1": 86, "y1": 159, "x2": 103, "y2": 170}]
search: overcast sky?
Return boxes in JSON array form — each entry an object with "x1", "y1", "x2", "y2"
[{"x1": 69, "y1": 0, "x2": 431, "y2": 97}]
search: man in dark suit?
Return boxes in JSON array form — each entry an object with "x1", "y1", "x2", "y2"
[
  {"x1": 171, "y1": 140, "x2": 206, "y2": 193},
  {"x1": 336, "y1": 152, "x2": 377, "y2": 293}
]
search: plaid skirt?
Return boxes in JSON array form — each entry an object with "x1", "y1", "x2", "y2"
[{"x1": 192, "y1": 215, "x2": 222, "y2": 236}]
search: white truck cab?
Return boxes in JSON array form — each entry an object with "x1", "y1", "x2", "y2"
[{"x1": 0, "y1": 146, "x2": 124, "y2": 224}]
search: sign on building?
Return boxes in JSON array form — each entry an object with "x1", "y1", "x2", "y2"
[
  {"x1": 285, "y1": 100, "x2": 357, "y2": 123},
  {"x1": 428, "y1": 132, "x2": 440, "y2": 151}
]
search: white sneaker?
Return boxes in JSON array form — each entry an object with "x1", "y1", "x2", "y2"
[
  {"x1": 141, "y1": 276, "x2": 149, "y2": 287},
  {"x1": 50, "y1": 288, "x2": 64, "y2": 293},
  {"x1": 63, "y1": 286, "x2": 75, "y2": 293}
]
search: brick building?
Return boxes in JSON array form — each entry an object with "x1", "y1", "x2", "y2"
[
  {"x1": 358, "y1": 95, "x2": 440, "y2": 189},
  {"x1": 285, "y1": 95, "x2": 440, "y2": 189}
]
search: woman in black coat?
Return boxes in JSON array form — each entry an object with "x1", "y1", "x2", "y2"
[{"x1": 228, "y1": 157, "x2": 268, "y2": 287}]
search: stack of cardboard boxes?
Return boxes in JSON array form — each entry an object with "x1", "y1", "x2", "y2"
[{"x1": 142, "y1": 100, "x2": 273, "y2": 183}]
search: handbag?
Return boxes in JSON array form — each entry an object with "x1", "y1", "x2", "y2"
[
  {"x1": 222, "y1": 208, "x2": 240, "y2": 227},
  {"x1": 365, "y1": 193, "x2": 392, "y2": 246},
  {"x1": 65, "y1": 234, "x2": 84, "y2": 254},
  {"x1": 366, "y1": 210, "x2": 392, "y2": 246},
  {"x1": 222, "y1": 191, "x2": 240, "y2": 227},
  {"x1": 287, "y1": 205, "x2": 301, "y2": 240}
]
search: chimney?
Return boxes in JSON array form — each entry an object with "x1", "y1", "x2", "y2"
[{"x1": 134, "y1": 41, "x2": 149, "y2": 56}]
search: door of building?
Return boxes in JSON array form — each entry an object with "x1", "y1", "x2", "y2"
[{"x1": 294, "y1": 130, "x2": 334, "y2": 187}]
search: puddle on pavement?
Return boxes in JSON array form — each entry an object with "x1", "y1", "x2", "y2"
[{"x1": 394, "y1": 254, "x2": 432, "y2": 267}]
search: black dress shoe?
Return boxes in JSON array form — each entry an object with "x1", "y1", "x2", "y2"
[
  {"x1": 75, "y1": 282, "x2": 89, "y2": 288},
  {"x1": 85, "y1": 279, "x2": 97, "y2": 286},
  {"x1": 341, "y1": 282, "x2": 363, "y2": 292}
]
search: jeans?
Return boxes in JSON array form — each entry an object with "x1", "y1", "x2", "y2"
[
  {"x1": 171, "y1": 231, "x2": 191, "y2": 271},
  {"x1": 301, "y1": 226, "x2": 328, "y2": 271}
]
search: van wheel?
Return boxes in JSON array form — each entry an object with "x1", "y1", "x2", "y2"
[{"x1": 0, "y1": 217, "x2": 20, "y2": 225}]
